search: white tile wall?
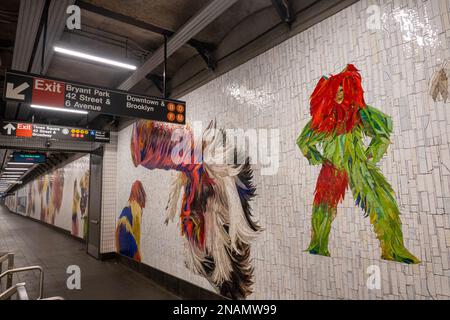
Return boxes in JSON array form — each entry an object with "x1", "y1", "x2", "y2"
[
  {"x1": 107, "y1": 0, "x2": 450, "y2": 299},
  {"x1": 100, "y1": 132, "x2": 118, "y2": 253}
]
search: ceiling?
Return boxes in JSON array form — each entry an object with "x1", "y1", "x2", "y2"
[
  {"x1": 0, "y1": 0, "x2": 358, "y2": 132},
  {"x1": 0, "y1": 0, "x2": 19, "y2": 87}
]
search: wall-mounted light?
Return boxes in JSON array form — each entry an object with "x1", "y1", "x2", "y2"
[
  {"x1": 54, "y1": 46, "x2": 137, "y2": 70},
  {"x1": 31, "y1": 104, "x2": 88, "y2": 115}
]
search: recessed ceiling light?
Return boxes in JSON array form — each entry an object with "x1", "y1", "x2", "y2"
[{"x1": 54, "y1": 46, "x2": 137, "y2": 70}]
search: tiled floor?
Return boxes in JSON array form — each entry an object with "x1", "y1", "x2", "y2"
[{"x1": 0, "y1": 206, "x2": 178, "y2": 300}]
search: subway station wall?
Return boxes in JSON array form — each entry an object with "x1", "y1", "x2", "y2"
[
  {"x1": 114, "y1": 0, "x2": 450, "y2": 299},
  {"x1": 6, "y1": 155, "x2": 90, "y2": 239}
]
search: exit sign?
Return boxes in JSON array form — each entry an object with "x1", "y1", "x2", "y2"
[{"x1": 16, "y1": 123, "x2": 33, "y2": 138}]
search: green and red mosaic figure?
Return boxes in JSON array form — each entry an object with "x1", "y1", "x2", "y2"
[{"x1": 297, "y1": 64, "x2": 420, "y2": 264}]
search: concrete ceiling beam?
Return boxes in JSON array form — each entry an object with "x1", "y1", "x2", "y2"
[
  {"x1": 30, "y1": 0, "x2": 76, "y2": 74},
  {"x1": 118, "y1": 0, "x2": 238, "y2": 91},
  {"x1": 14, "y1": 0, "x2": 76, "y2": 121},
  {"x1": 4, "y1": 0, "x2": 45, "y2": 119}
]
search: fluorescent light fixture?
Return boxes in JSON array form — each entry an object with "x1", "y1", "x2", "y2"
[
  {"x1": 54, "y1": 46, "x2": 137, "y2": 70},
  {"x1": 31, "y1": 104, "x2": 88, "y2": 115},
  {"x1": 5, "y1": 168, "x2": 28, "y2": 171},
  {"x1": 7, "y1": 162, "x2": 34, "y2": 166}
]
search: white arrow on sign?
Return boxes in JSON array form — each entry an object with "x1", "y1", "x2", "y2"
[
  {"x1": 3, "y1": 123, "x2": 16, "y2": 135},
  {"x1": 6, "y1": 82, "x2": 30, "y2": 101}
]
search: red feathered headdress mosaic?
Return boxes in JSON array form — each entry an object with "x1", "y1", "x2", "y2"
[{"x1": 310, "y1": 64, "x2": 366, "y2": 134}]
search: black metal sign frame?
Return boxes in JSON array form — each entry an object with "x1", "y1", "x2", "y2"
[
  {"x1": 1, "y1": 121, "x2": 111, "y2": 143},
  {"x1": 3, "y1": 70, "x2": 186, "y2": 125}
]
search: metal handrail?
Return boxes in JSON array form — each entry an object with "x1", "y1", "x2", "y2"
[
  {"x1": 0, "y1": 266, "x2": 44, "y2": 299},
  {"x1": 0, "y1": 282, "x2": 63, "y2": 300},
  {"x1": 0, "y1": 252, "x2": 14, "y2": 264},
  {"x1": 40, "y1": 296, "x2": 65, "y2": 300},
  {"x1": 16, "y1": 284, "x2": 29, "y2": 300},
  {"x1": 0, "y1": 252, "x2": 14, "y2": 289},
  {"x1": 0, "y1": 282, "x2": 28, "y2": 300}
]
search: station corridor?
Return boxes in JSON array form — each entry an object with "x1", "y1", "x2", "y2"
[{"x1": 0, "y1": 206, "x2": 177, "y2": 300}]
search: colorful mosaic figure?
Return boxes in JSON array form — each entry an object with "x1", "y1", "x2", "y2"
[
  {"x1": 71, "y1": 179, "x2": 81, "y2": 236},
  {"x1": 116, "y1": 181, "x2": 147, "y2": 262},
  {"x1": 79, "y1": 172, "x2": 89, "y2": 239},
  {"x1": 130, "y1": 120, "x2": 261, "y2": 299},
  {"x1": 297, "y1": 64, "x2": 420, "y2": 264},
  {"x1": 37, "y1": 169, "x2": 64, "y2": 225}
]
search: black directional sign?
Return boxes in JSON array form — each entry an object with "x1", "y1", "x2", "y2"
[
  {"x1": 1, "y1": 121, "x2": 110, "y2": 143},
  {"x1": 12, "y1": 152, "x2": 47, "y2": 164},
  {"x1": 3, "y1": 70, "x2": 186, "y2": 124}
]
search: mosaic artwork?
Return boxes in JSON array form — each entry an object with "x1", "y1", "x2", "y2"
[
  {"x1": 116, "y1": 180, "x2": 147, "y2": 262},
  {"x1": 129, "y1": 120, "x2": 261, "y2": 299},
  {"x1": 37, "y1": 169, "x2": 65, "y2": 225},
  {"x1": 72, "y1": 179, "x2": 81, "y2": 236},
  {"x1": 429, "y1": 60, "x2": 449, "y2": 103},
  {"x1": 71, "y1": 171, "x2": 90, "y2": 238},
  {"x1": 297, "y1": 64, "x2": 420, "y2": 264},
  {"x1": 5, "y1": 155, "x2": 90, "y2": 239},
  {"x1": 26, "y1": 182, "x2": 35, "y2": 216},
  {"x1": 79, "y1": 172, "x2": 89, "y2": 239},
  {"x1": 107, "y1": 0, "x2": 449, "y2": 300}
]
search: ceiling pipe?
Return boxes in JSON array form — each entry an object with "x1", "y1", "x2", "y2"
[{"x1": 118, "y1": 0, "x2": 239, "y2": 91}]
